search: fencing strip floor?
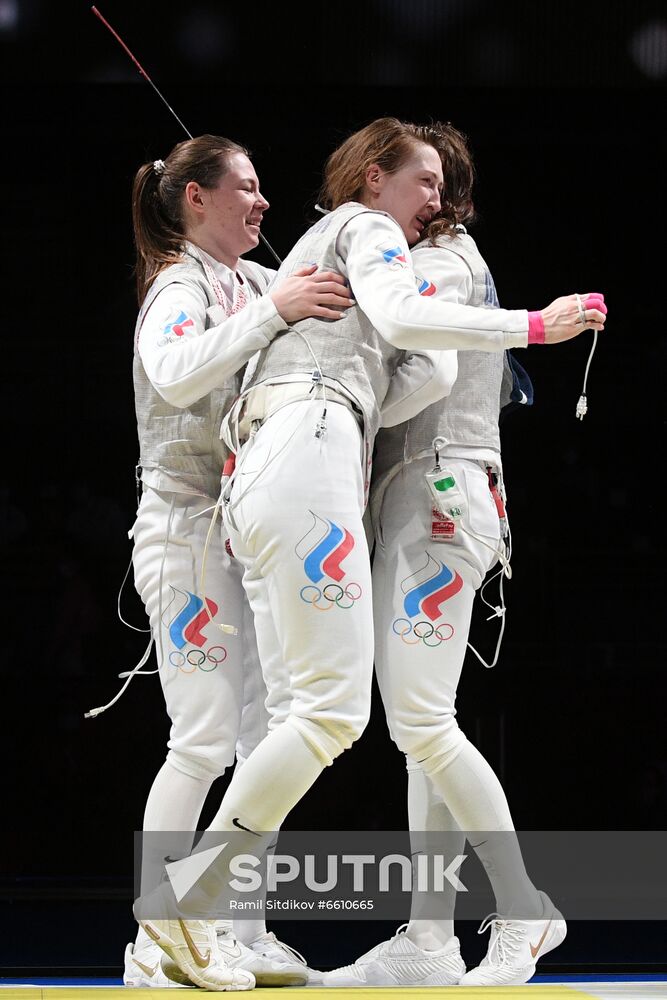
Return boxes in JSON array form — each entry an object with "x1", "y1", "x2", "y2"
[{"x1": 2, "y1": 979, "x2": 667, "y2": 999}]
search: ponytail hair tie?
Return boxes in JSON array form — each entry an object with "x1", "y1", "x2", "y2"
[{"x1": 153, "y1": 159, "x2": 166, "y2": 176}]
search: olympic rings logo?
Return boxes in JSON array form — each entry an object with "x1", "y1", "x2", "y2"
[
  {"x1": 392, "y1": 618, "x2": 454, "y2": 647},
  {"x1": 168, "y1": 645, "x2": 228, "y2": 673},
  {"x1": 299, "y1": 582, "x2": 363, "y2": 610}
]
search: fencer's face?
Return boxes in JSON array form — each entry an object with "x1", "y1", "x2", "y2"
[
  {"x1": 364, "y1": 143, "x2": 443, "y2": 245},
  {"x1": 186, "y1": 152, "x2": 270, "y2": 266}
]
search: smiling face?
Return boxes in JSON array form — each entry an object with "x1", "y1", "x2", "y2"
[
  {"x1": 183, "y1": 151, "x2": 269, "y2": 269},
  {"x1": 362, "y1": 142, "x2": 443, "y2": 245}
]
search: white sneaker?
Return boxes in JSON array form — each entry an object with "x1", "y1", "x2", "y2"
[
  {"x1": 123, "y1": 940, "x2": 172, "y2": 988},
  {"x1": 322, "y1": 925, "x2": 465, "y2": 987},
  {"x1": 245, "y1": 931, "x2": 313, "y2": 986},
  {"x1": 138, "y1": 916, "x2": 255, "y2": 991},
  {"x1": 161, "y1": 925, "x2": 311, "y2": 988},
  {"x1": 459, "y1": 890, "x2": 567, "y2": 986}
]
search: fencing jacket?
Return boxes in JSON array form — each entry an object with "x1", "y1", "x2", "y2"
[
  {"x1": 240, "y1": 205, "x2": 530, "y2": 454},
  {"x1": 134, "y1": 246, "x2": 280, "y2": 499}
]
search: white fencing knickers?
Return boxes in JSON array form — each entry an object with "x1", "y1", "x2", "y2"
[
  {"x1": 223, "y1": 398, "x2": 374, "y2": 772},
  {"x1": 374, "y1": 457, "x2": 546, "y2": 917},
  {"x1": 132, "y1": 486, "x2": 269, "y2": 781},
  {"x1": 372, "y1": 456, "x2": 502, "y2": 774}
]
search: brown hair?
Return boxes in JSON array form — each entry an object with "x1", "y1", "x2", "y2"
[
  {"x1": 318, "y1": 118, "x2": 432, "y2": 211},
  {"x1": 421, "y1": 122, "x2": 476, "y2": 241},
  {"x1": 318, "y1": 117, "x2": 475, "y2": 237},
  {"x1": 131, "y1": 134, "x2": 249, "y2": 304}
]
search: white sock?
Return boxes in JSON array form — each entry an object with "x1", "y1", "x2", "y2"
[
  {"x1": 426, "y1": 741, "x2": 542, "y2": 918},
  {"x1": 235, "y1": 919, "x2": 268, "y2": 946},
  {"x1": 143, "y1": 758, "x2": 214, "y2": 832},
  {"x1": 405, "y1": 761, "x2": 458, "y2": 948},
  {"x1": 137, "y1": 758, "x2": 215, "y2": 938},
  {"x1": 183, "y1": 725, "x2": 324, "y2": 915},
  {"x1": 208, "y1": 723, "x2": 324, "y2": 832},
  {"x1": 133, "y1": 925, "x2": 155, "y2": 952},
  {"x1": 230, "y1": 757, "x2": 269, "y2": 945},
  {"x1": 406, "y1": 922, "x2": 454, "y2": 951}
]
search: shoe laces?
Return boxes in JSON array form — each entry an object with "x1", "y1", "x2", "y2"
[
  {"x1": 333, "y1": 923, "x2": 409, "y2": 975},
  {"x1": 256, "y1": 931, "x2": 307, "y2": 966},
  {"x1": 477, "y1": 914, "x2": 526, "y2": 967},
  {"x1": 365, "y1": 922, "x2": 410, "y2": 960},
  {"x1": 385, "y1": 923, "x2": 410, "y2": 951}
]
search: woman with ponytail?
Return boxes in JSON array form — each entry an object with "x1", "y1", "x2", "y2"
[{"x1": 125, "y1": 133, "x2": 352, "y2": 989}]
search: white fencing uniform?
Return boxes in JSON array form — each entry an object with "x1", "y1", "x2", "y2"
[
  {"x1": 209, "y1": 207, "x2": 533, "y2": 837},
  {"x1": 373, "y1": 457, "x2": 502, "y2": 769},
  {"x1": 129, "y1": 245, "x2": 323, "y2": 987},
  {"x1": 133, "y1": 244, "x2": 283, "y2": 781},
  {"x1": 372, "y1": 230, "x2": 510, "y2": 773},
  {"x1": 372, "y1": 230, "x2": 543, "y2": 924}
]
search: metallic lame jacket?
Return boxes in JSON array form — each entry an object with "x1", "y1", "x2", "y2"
[
  {"x1": 372, "y1": 229, "x2": 525, "y2": 492},
  {"x1": 241, "y1": 203, "x2": 405, "y2": 447},
  {"x1": 133, "y1": 253, "x2": 269, "y2": 499}
]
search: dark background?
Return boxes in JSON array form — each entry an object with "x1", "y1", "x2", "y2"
[{"x1": 1, "y1": 0, "x2": 665, "y2": 975}]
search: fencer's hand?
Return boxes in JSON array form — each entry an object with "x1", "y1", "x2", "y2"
[
  {"x1": 541, "y1": 292, "x2": 607, "y2": 344},
  {"x1": 271, "y1": 264, "x2": 355, "y2": 323}
]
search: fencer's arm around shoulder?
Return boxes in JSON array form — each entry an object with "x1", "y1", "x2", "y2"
[
  {"x1": 138, "y1": 282, "x2": 285, "y2": 408},
  {"x1": 340, "y1": 214, "x2": 529, "y2": 352}
]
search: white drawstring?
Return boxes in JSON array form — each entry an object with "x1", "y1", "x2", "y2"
[
  {"x1": 84, "y1": 632, "x2": 154, "y2": 718},
  {"x1": 464, "y1": 514, "x2": 512, "y2": 670},
  {"x1": 116, "y1": 551, "x2": 150, "y2": 633},
  {"x1": 84, "y1": 496, "x2": 178, "y2": 718}
]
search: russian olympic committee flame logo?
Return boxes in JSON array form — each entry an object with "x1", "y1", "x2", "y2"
[
  {"x1": 295, "y1": 512, "x2": 362, "y2": 610},
  {"x1": 393, "y1": 553, "x2": 463, "y2": 647},
  {"x1": 162, "y1": 586, "x2": 227, "y2": 673},
  {"x1": 416, "y1": 274, "x2": 437, "y2": 296},
  {"x1": 381, "y1": 246, "x2": 408, "y2": 267},
  {"x1": 163, "y1": 310, "x2": 194, "y2": 337}
]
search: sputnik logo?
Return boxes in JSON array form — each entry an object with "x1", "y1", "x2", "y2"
[{"x1": 165, "y1": 842, "x2": 228, "y2": 903}]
